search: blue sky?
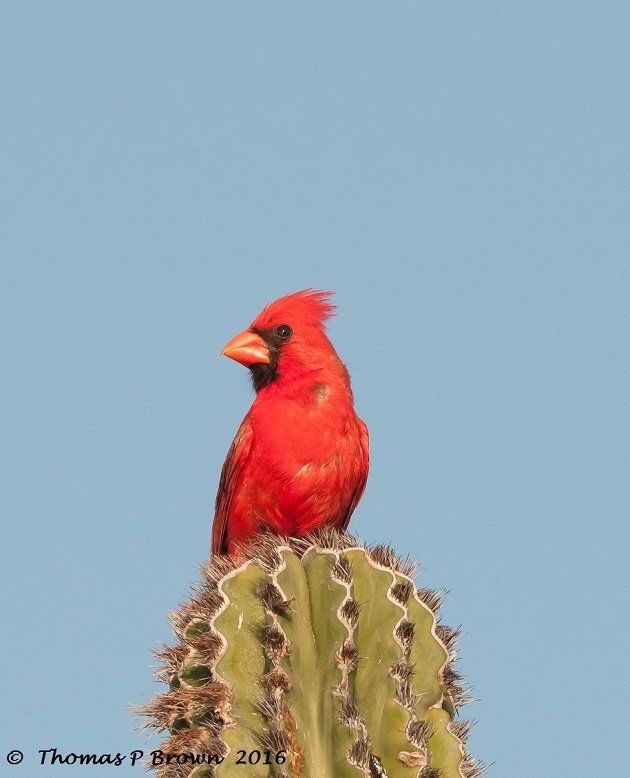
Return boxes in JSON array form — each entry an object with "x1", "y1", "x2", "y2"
[{"x1": 2, "y1": 3, "x2": 629, "y2": 776}]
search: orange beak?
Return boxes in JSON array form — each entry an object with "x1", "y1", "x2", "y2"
[{"x1": 221, "y1": 328, "x2": 270, "y2": 367}]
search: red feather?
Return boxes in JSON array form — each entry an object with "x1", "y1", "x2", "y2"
[{"x1": 212, "y1": 290, "x2": 369, "y2": 556}]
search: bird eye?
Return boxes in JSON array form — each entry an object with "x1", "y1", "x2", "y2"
[{"x1": 275, "y1": 324, "x2": 293, "y2": 340}]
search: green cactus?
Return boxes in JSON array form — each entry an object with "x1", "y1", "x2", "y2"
[{"x1": 143, "y1": 530, "x2": 484, "y2": 778}]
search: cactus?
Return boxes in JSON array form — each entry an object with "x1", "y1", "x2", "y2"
[{"x1": 143, "y1": 530, "x2": 484, "y2": 778}]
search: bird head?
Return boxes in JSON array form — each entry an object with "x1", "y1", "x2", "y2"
[{"x1": 221, "y1": 289, "x2": 341, "y2": 391}]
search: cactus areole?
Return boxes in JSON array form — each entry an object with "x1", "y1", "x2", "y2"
[{"x1": 144, "y1": 530, "x2": 484, "y2": 778}]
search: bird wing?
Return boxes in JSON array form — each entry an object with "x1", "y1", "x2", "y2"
[
  {"x1": 339, "y1": 417, "x2": 370, "y2": 531},
  {"x1": 211, "y1": 415, "x2": 254, "y2": 556}
]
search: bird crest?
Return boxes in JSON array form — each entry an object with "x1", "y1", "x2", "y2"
[{"x1": 252, "y1": 289, "x2": 336, "y2": 331}]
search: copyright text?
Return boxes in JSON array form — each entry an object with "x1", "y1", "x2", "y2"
[{"x1": 26, "y1": 747, "x2": 287, "y2": 768}]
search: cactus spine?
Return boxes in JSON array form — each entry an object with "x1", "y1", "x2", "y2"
[{"x1": 144, "y1": 530, "x2": 484, "y2": 777}]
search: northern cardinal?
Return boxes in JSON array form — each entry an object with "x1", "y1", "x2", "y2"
[{"x1": 211, "y1": 290, "x2": 369, "y2": 556}]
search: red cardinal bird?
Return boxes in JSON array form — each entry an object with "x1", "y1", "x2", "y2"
[{"x1": 211, "y1": 290, "x2": 369, "y2": 556}]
